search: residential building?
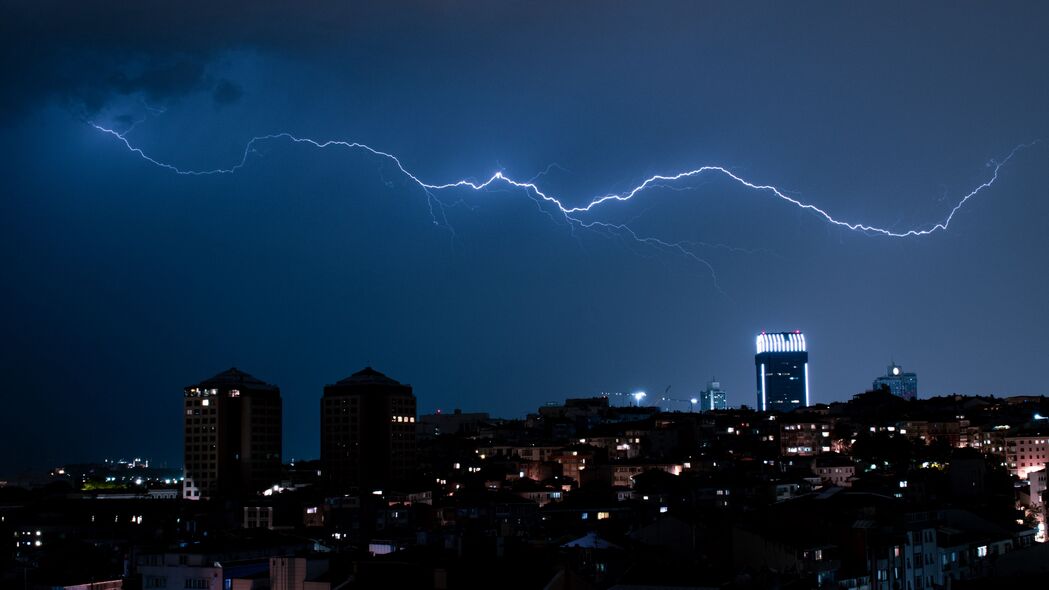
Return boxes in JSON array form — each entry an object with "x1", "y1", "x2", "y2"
[
  {"x1": 1005, "y1": 432, "x2": 1049, "y2": 480},
  {"x1": 320, "y1": 367, "x2": 416, "y2": 491},
  {"x1": 183, "y1": 368, "x2": 282, "y2": 500}
]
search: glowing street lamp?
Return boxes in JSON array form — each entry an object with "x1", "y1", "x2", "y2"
[
  {"x1": 633, "y1": 391, "x2": 646, "y2": 407},
  {"x1": 690, "y1": 397, "x2": 699, "y2": 413}
]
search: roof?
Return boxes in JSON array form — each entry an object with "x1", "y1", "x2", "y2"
[
  {"x1": 813, "y1": 454, "x2": 856, "y2": 468},
  {"x1": 562, "y1": 532, "x2": 623, "y2": 550},
  {"x1": 335, "y1": 366, "x2": 404, "y2": 387},
  {"x1": 194, "y1": 367, "x2": 278, "y2": 391},
  {"x1": 756, "y1": 331, "x2": 806, "y2": 354}
]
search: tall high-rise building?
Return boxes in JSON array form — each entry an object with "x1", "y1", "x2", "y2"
[
  {"x1": 699, "y1": 378, "x2": 727, "y2": 411},
  {"x1": 321, "y1": 367, "x2": 417, "y2": 491},
  {"x1": 873, "y1": 362, "x2": 918, "y2": 400},
  {"x1": 755, "y1": 331, "x2": 809, "y2": 412},
  {"x1": 183, "y1": 368, "x2": 282, "y2": 500}
]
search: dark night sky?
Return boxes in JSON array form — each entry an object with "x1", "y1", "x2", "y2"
[{"x1": 2, "y1": 1, "x2": 1047, "y2": 473}]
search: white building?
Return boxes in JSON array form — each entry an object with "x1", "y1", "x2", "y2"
[{"x1": 1005, "y1": 434, "x2": 1049, "y2": 480}]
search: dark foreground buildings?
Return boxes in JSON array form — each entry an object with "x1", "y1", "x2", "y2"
[
  {"x1": 755, "y1": 331, "x2": 809, "y2": 412},
  {"x1": 182, "y1": 368, "x2": 282, "y2": 500},
  {"x1": 321, "y1": 367, "x2": 417, "y2": 491},
  {"x1": 9, "y1": 366, "x2": 1049, "y2": 590}
]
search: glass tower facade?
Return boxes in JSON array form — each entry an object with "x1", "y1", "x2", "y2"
[
  {"x1": 755, "y1": 331, "x2": 809, "y2": 412},
  {"x1": 873, "y1": 363, "x2": 917, "y2": 400},
  {"x1": 700, "y1": 379, "x2": 727, "y2": 411}
]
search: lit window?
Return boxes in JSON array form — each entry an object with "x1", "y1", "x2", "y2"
[{"x1": 977, "y1": 546, "x2": 988, "y2": 557}]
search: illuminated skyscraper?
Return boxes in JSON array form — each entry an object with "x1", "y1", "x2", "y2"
[
  {"x1": 321, "y1": 367, "x2": 417, "y2": 491},
  {"x1": 699, "y1": 378, "x2": 727, "y2": 411},
  {"x1": 182, "y1": 368, "x2": 282, "y2": 500},
  {"x1": 873, "y1": 362, "x2": 917, "y2": 400},
  {"x1": 755, "y1": 332, "x2": 809, "y2": 412}
]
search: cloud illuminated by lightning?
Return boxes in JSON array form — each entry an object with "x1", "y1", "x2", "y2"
[{"x1": 89, "y1": 121, "x2": 1036, "y2": 267}]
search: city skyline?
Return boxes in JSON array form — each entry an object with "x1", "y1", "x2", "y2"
[
  {"x1": 5, "y1": 4, "x2": 1049, "y2": 588},
  {"x1": 3, "y1": 2, "x2": 1048, "y2": 479},
  {"x1": 0, "y1": 349, "x2": 1014, "y2": 476},
  {"x1": 0, "y1": 329, "x2": 1041, "y2": 475}
]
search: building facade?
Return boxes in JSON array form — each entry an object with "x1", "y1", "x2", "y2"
[
  {"x1": 321, "y1": 367, "x2": 417, "y2": 491},
  {"x1": 780, "y1": 421, "x2": 832, "y2": 456},
  {"x1": 699, "y1": 379, "x2": 727, "y2": 411},
  {"x1": 755, "y1": 332, "x2": 809, "y2": 412},
  {"x1": 183, "y1": 368, "x2": 282, "y2": 500},
  {"x1": 811, "y1": 455, "x2": 856, "y2": 487},
  {"x1": 1005, "y1": 433, "x2": 1049, "y2": 480},
  {"x1": 873, "y1": 363, "x2": 918, "y2": 400}
]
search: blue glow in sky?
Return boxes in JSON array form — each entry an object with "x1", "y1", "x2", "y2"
[{"x1": 1, "y1": 1, "x2": 1047, "y2": 471}]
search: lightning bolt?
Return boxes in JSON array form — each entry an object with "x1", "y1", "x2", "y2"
[{"x1": 89, "y1": 121, "x2": 1037, "y2": 275}]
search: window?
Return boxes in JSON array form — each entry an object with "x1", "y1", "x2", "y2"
[{"x1": 977, "y1": 545, "x2": 988, "y2": 557}]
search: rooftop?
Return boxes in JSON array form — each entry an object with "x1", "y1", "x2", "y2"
[
  {"x1": 335, "y1": 366, "x2": 404, "y2": 386},
  {"x1": 193, "y1": 367, "x2": 278, "y2": 391}
]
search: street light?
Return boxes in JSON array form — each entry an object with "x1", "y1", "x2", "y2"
[
  {"x1": 690, "y1": 397, "x2": 699, "y2": 413},
  {"x1": 633, "y1": 391, "x2": 646, "y2": 407}
]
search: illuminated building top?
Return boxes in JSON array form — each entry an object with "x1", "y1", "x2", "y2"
[{"x1": 756, "y1": 331, "x2": 806, "y2": 354}]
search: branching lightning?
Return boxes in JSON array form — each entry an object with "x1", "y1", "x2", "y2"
[{"x1": 89, "y1": 120, "x2": 1037, "y2": 287}]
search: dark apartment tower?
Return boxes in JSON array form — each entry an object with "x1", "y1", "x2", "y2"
[
  {"x1": 321, "y1": 367, "x2": 417, "y2": 491},
  {"x1": 182, "y1": 368, "x2": 282, "y2": 500},
  {"x1": 755, "y1": 331, "x2": 809, "y2": 412}
]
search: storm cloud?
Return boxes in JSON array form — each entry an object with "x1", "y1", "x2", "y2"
[{"x1": 0, "y1": 1, "x2": 365, "y2": 117}]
